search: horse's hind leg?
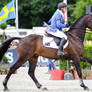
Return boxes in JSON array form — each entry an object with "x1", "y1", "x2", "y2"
[
  {"x1": 73, "y1": 58, "x2": 89, "y2": 90},
  {"x1": 3, "y1": 58, "x2": 25, "y2": 91},
  {"x1": 81, "y1": 56, "x2": 92, "y2": 65}
]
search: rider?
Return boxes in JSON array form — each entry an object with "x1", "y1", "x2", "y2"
[{"x1": 48, "y1": 2, "x2": 69, "y2": 55}]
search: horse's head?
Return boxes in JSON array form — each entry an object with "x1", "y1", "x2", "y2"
[{"x1": 86, "y1": 14, "x2": 92, "y2": 30}]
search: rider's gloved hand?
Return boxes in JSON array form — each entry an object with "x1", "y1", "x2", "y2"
[
  {"x1": 66, "y1": 21, "x2": 71, "y2": 27},
  {"x1": 66, "y1": 23, "x2": 70, "y2": 27}
]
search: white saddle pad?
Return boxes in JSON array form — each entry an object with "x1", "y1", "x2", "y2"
[{"x1": 43, "y1": 35, "x2": 69, "y2": 49}]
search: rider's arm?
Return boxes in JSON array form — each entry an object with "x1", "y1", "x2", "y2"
[{"x1": 56, "y1": 15, "x2": 66, "y2": 30}]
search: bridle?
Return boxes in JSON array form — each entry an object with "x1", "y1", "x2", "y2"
[
  {"x1": 69, "y1": 14, "x2": 92, "y2": 34},
  {"x1": 69, "y1": 14, "x2": 92, "y2": 33},
  {"x1": 67, "y1": 14, "x2": 92, "y2": 42}
]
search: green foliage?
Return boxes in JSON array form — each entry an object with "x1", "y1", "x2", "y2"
[
  {"x1": 19, "y1": 0, "x2": 63, "y2": 28},
  {"x1": 80, "y1": 62, "x2": 91, "y2": 69},
  {"x1": 85, "y1": 28, "x2": 92, "y2": 40},
  {"x1": 0, "y1": 0, "x2": 10, "y2": 8},
  {"x1": 0, "y1": 23, "x2": 7, "y2": 30},
  {"x1": 59, "y1": 61, "x2": 67, "y2": 70},
  {"x1": 18, "y1": 0, "x2": 77, "y2": 28},
  {"x1": 2, "y1": 56, "x2": 8, "y2": 64},
  {"x1": 2, "y1": 65, "x2": 9, "y2": 72},
  {"x1": 85, "y1": 34, "x2": 92, "y2": 40},
  {"x1": 83, "y1": 70, "x2": 90, "y2": 77},
  {"x1": 67, "y1": 4, "x2": 76, "y2": 24},
  {"x1": 59, "y1": 60, "x2": 70, "y2": 70},
  {"x1": 73, "y1": 0, "x2": 92, "y2": 19},
  {"x1": 0, "y1": 33, "x2": 5, "y2": 43},
  {"x1": 1, "y1": 0, "x2": 91, "y2": 28}
]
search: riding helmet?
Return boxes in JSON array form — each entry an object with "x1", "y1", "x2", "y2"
[{"x1": 58, "y1": 2, "x2": 67, "y2": 9}]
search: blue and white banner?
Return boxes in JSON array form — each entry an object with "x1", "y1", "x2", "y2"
[{"x1": 5, "y1": 48, "x2": 18, "y2": 64}]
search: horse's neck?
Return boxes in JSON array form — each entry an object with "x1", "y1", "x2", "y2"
[
  {"x1": 69, "y1": 29, "x2": 86, "y2": 42},
  {"x1": 69, "y1": 16, "x2": 87, "y2": 42}
]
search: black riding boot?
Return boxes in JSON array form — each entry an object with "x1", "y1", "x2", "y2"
[{"x1": 57, "y1": 37, "x2": 67, "y2": 55}]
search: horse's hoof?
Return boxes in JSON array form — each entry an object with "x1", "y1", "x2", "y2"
[
  {"x1": 84, "y1": 87, "x2": 89, "y2": 91},
  {"x1": 42, "y1": 87, "x2": 48, "y2": 91},
  {"x1": 3, "y1": 87, "x2": 9, "y2": 91}
]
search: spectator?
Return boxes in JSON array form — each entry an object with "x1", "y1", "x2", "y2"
[{"x1": 47, "y1": 59, "x2": 55, "y2": 73}]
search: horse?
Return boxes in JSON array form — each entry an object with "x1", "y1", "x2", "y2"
[{"x1": 2, "y1": 14, "x2": 92, "y2": 91}]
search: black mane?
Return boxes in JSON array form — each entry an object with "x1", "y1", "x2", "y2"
[{"x1": 68, "y1": 14, "x2": 87, "y2": 31}]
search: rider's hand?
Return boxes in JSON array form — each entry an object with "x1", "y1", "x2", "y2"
[
  {"x1": 66, "y1": 23, "x2": 70, "y2": 27},
  {"x1": 66, "y1": 21, "x2": 71, "y2": 27}
]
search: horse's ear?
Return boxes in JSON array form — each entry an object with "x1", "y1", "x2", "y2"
[{"x1": 86, "y1": 13, "x2": 92, "y2": 21}]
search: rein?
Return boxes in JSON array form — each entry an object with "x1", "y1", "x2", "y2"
[
  {"x1": 70, "y1": 27, "x2": 86, "y2": 30},
  {"x1": 68, "y1": 27, "x2": 92, "y2": 42},
  {"x1": 70, "y1": 27, "x2": 92, "y2": 34}
]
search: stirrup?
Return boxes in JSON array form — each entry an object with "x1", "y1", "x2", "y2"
[{"x1": 57, "y1": 50, "x2": 64, "y2": 55}]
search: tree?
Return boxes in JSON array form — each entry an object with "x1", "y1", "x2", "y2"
[
  {"x1": 18, "y1": 0, "x2": 63, "y2": 28},
  {"x1": 73, "y1": 0, "x2": 92, "y2": 19},
  {"x1": 67, "y1": 4, "x2": 76, "y2": 24}
]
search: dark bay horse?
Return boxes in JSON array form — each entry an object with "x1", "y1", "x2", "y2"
[{"x1": 3, "y1": 14, "x2": 92, "y2": 91}]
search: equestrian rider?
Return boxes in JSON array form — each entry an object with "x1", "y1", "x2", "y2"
[{"x1": 48, "y1": 2, "x2": 69, "y2": 55}]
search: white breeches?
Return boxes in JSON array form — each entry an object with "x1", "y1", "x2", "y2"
[{"x1": 48, "y1": 30, "x2": 67, "y2": 39}]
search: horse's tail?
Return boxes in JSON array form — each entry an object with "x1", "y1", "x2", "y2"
[
  {"x1": 0, "y1": 37, "x2": 21, "y2": 61},
  {"x1": 81, "y1": 56, "x2": 92, "y2": 65}
]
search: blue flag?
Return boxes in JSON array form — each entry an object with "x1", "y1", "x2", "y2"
[{"x1": 0, "y1": 0, "x2": 15, "y2": 24}]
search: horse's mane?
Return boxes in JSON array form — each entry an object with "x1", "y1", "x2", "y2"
[{"x1": 68, "y1": 14, "x2": 87, "y2": 31}]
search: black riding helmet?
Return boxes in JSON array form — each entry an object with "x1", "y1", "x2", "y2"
[{"x1": 58, "y1": 2, "x2": 67, "y2": 10}]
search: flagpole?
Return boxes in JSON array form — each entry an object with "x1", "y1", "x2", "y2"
[
  {"x1": 63, "y1": 0, "x2": 68, "y2": 23},
  {"x1": 15, "y1": 0, "x2": 19, "y2": 29}
]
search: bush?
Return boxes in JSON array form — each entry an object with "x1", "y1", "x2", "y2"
[
  {"x1": 2, "y1": 56, "x2": 8, "y2": 64},
  {"x1": 59, "y1": 60, "x2": 71, "y2": 70},
  {"x1": 0, "y1": 22, "x2": 7, "y2": 30}
]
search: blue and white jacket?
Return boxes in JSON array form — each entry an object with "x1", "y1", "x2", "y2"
[{"x1": 48, "y1": 10, "x2": 66, "y2": 32}]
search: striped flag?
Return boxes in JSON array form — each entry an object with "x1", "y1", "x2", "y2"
[{"x1": 0, "y1": 0, "x2": 15, "y2": 24}]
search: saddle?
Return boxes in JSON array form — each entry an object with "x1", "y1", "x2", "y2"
[{"x1": 45, "y1": 29, "x2": 61, "y2": 46}]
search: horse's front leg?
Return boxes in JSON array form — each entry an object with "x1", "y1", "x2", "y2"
[
  {"x1": 28, "y1": 57, "x2": 48, "y2": 91},
  {"x1": 74, "y1": 59, "x2": 89, "y2": 90}
]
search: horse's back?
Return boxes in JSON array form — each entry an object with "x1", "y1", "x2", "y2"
[{"x1": 17, "y1": 34, "x2": 43, "y2": 53}]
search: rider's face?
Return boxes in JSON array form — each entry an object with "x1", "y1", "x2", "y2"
[
  {"x1": 63, "y1": 7, "x2": 67, "y2": 13},
  {"x1": 60, "y1": 7, "x2": 67, "y2": 13}
]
